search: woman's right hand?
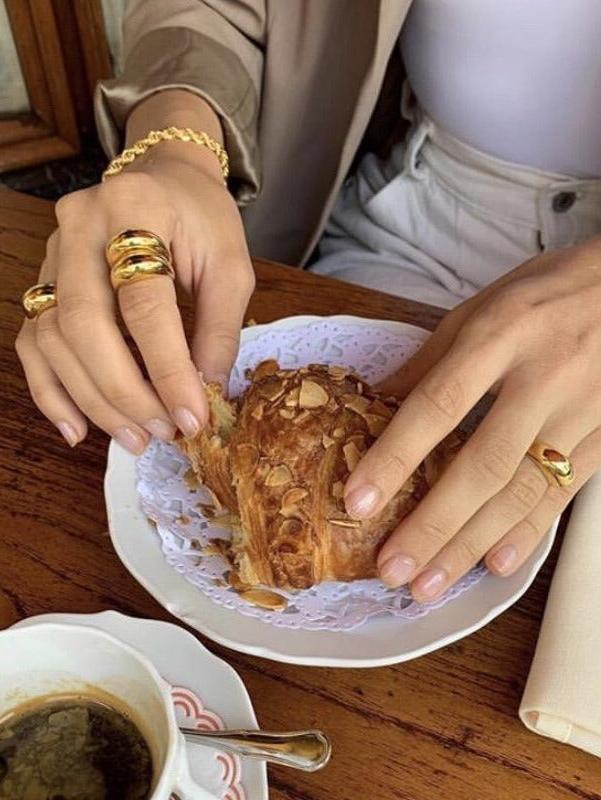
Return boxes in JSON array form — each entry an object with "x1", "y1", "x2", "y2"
[{"x1": 15, "y1": 142, "x2": 255, "y2": 454}]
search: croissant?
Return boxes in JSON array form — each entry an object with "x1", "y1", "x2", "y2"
[{"x1": 179, "y1": 361, "x2": 461, "y2": 590}]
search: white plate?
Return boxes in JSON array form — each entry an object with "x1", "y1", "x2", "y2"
[
  {"x1": 11, "y1": 610, "x2": 268, "y2": 800},
  {"x1": 105, "y1": 314, "x2": 557, "y2": 668}
]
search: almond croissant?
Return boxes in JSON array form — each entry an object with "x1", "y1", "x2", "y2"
[{"x1": 179, "y1": 361, "x2": 460, "y2": 590}]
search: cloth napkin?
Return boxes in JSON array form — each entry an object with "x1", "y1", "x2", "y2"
[{"x1": 520, "y1": 470, "x2": 601, "y2": 756}]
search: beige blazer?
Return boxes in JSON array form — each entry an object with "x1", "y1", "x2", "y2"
[{"x1": 95, "y1": 0, "x2": 413, "y2": 264}]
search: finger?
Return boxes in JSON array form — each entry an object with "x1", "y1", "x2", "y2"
[
  {"x1": 191, "y1": 255, "x2": 255, "y2": 387},
  {"x1": 118, "y1": 275, "x2": 208, "y2": 435},
  {"x1": 36, "y1": 306, "x2": 150, "y2": 454},
  {"x1": 54, "y1": 201, "x2": 177, "y2": 440},
  {"x1": 485, "y1": 426, "x2": 601, "y2": 577},
  {"x1": 345, "y1": 330, "x2": 514, "y2": 519},
  {"x1": 15, "y1": 320, "x2": 87, "y2": 446},
  {"x1": 410, "y1": 458, "x2": 549, "y2": 601},
  {"x1": 376, "y1": 384, "x2": 547, "y2": 587}
]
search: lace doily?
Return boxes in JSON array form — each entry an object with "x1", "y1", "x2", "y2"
[{"x1": 137, "y1": 319, "x2": 487, "y2": 631}]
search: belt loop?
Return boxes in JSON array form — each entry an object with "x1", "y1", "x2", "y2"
[{"x1": 403, "y1": 116, "x2": 433, "y2": 179}]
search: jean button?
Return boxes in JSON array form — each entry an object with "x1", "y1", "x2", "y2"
[{"x1": 552, "y1": 191, "x2": 576, "y2": 212}]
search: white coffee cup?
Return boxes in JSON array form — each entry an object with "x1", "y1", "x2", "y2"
[{"x1": 0, "y1": 623, "x2": 217, "y2": 799}]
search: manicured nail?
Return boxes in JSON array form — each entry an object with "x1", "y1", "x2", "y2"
[
  {"x1": 379, "y1": 554, "x2": 416, "y2": 588},
  {"x1": 488, "y1": 544, "x2": 518, "y2": 575},
  {"x1": 114, "y1": 426, "x2": 147, "y2": 455},
  {"x1": 173, "y1": 407, "x2": 200, "y2": 437},
  {"x1": 56, "y1": 420, "x2": 79, "y2": 447},
  {"x1": 143, "y1": 418, "x2": 176, "y2": 442},
  {"x1": 412, "y1": 568, "x2": 448, "y2": 601},
  {"x1": 345, "y1": 485, "x2": 381, "y2": 518}
]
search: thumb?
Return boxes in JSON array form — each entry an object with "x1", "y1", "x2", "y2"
[{"x1": 191, "y1": 256, "x2": 255, "y2": 390}]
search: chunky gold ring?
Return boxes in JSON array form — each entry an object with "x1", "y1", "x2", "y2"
[
  {"x1": 110, "y1": 254, "x2": 175, "y2": 290},
  {"x1": 106, "y1": 229, "x2": 170, "y2": 266},
  {"x1": 527, "y1": 440, "x2": 575, "y2": 487},
  {"x1": 22, "y1": 282, "x2": 57, "y2": 319}
]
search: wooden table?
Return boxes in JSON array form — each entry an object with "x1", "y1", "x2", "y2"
[{"x1": 0, "y1": 186, "x2": 599, "y2": 800}]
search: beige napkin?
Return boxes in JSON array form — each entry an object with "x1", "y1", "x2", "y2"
[{"x1": 520, "y1": 470, "x2": 601, "y2": 756}]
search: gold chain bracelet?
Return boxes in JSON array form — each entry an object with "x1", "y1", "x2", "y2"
[{"x1": 102, "y1": 126, "x2": 229, "y2": 183}]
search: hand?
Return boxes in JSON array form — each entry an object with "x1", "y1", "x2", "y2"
[
  {"x1": 15, "y1": 149, "x2": 254, "y2": 453},
  {"x1": 344, "y1": 238, "x2": 601, "y2": 601}
]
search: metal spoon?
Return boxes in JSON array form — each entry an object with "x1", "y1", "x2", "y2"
[{"x1": 180, "y1": 727, "x2": 331, "y2": 772}]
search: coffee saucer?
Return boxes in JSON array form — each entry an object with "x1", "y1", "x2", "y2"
[{"x1": 12, "y1": 610, "x2": 268, "y2": 800}]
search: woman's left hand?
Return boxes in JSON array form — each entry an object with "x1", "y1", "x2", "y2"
[{"x1": 344, "y1": 237, "x2": 601, "y2": 601}]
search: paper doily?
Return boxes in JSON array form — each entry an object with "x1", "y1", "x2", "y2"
[{"x1": 137, "y1": 319, "x2": 487, "y2": 631}]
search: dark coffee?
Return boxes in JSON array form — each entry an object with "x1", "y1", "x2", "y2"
[{"x1": 0, "y1": 697, "x2": 153, "y2": 800}]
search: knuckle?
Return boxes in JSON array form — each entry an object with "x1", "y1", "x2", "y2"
[
  {"x1": 451, "y1": 536, "x2": 483, "y2": 566},
  {"x1": 517, "y1": 516, "x2": 543, "y2": 542},
  {"x1": 151, "y1": 362, "x2": 192, "y2": 387},
  {"x1": 380, "y1": 451, "x2": 410, "y2": 486},
  {"x1": 418, "y1": 517, "x2": 450, "y2": 550},
  {"x1": 57, "y1": 293, "x2": 98, "y2": 339},
  {"x1": 505, "y1": 470, "x2": 547, "y2": 512},
  {"x1": 120, "y1": 283, "x2": 168, "y2": 327},
  {"x1": 545, "y1": 484, "x2": 574, "y2": 514},
  {"x1": 416, "y1": 375, "x2": 464, "y2": 420},
  {"x1": 35, "y1": 314, "x2": 62, "y2": 354},
  {"x1": 468, "y1": 435, "x2": 518, "y2": 485},
  {"x1": 55, "y1": 190, "x2": 89, "y2": 223}
]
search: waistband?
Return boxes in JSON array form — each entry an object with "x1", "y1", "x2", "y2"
[{"x1": 400, "y1": 84, "x2": 601, "y2": 232}]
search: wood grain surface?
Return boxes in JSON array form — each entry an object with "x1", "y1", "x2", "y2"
[{"x1": 1, "y1": 186, "x2": 600, "y2": 799}]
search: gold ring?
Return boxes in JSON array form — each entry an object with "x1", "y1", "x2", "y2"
[
  {"x1": 106, "y1": 229, "x2": 170, "y2": 265},
  {"x1": 527, "y1": 440, "x2": 575, "y2": 487},
  {"x1": 110, "y1": 254, "x2": 175, "y2": 290},
  {"x1": 22, "y1": 282, "x2": 57, "y2": 319}
]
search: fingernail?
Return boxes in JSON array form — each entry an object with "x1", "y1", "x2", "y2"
[
  {"x1": 488, "y1": 544, "x2": 518, "y2": 575},
  {"x1": 56, "y1": 421, "x2": 79, "y2": 447},
  {"x1": 144, "y1": 418, "x2": 176, "y2": 442},
  {"x1": 379, "y1": 554, "x2": 416, "y2": 588},
  {"x1": 412, "y1": 567, "x2": 448, "y2": 601},
  {"x1": 173, "y1": 407, "x2": 200, "y2": 437},
  {"x1": 345, "y1": 485, "x2": 381, "y2": 519},
  {"x1": 114, "y1": 426, "x2": 147, "y2": 455}
]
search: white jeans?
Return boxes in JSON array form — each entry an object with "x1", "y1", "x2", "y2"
[{"x1": 312, "y1": 103, "x2": 601, "y2": 308}]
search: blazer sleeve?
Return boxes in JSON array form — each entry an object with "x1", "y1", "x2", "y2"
[{"x1": 94, "y1": 0, "x2": 265, "y2": 203}]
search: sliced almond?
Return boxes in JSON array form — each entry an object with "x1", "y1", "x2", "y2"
[
  {"x1": 347, "y1": 433, "x2": 367, "y2": 450},
  {"x1": 258, "y1": 381, "x2": 285, "y2": 402},
  {"x1": 368, "y1": 399, "x2": 394, "y2": 419},
  {"x1": 357, "y1": 382, "x2": 364, "y2": 395},
  {"x1": 235, "y1": 443, "x2": 259, "y2": 475},
  {"x1": 265, "y1": 464, "x2": 293, "y2": 487},
  {"x1": 253, "y1": 359, "x2": 279, "y2": 381},
  {"x1": 205, "y1": 487, "x2": 223, "y2": 512},
  {"x1": 209, "y1": 434, "x2": 222, "y2": 449},
  {"x1": 282, "y1": 487, "x2": 308, "y2": 506},
  {"x1": 343, "y1": 440, "x2": 362, "y2": 472},
  {"x1": 327, "y1": 517, "x2": 361, "y2": 528},
  {"x1": 327, "y1": 397, "x2": 338, "y2": 412},
  {"x1": 343, "y1": 394, "x2": 371, "y2": 414},
  {"x1": 332, "y1": 427, "x2": 345, "y2": 439},
  {"x1": 251, "y1": 401, "x2": 265, "y2": 421},
  {"x1": 328, "y1": 365, "x2": 350, "y2": 381},
  {"x1": 226, "y1": 570, "x2": 252, "y2": 592},
  {"x1": 332, "y1": 480, "x2": 345, "y2": 499},
  {"x1": 184, "y1": 468, "x2": 200, "y2": 491},
  {"x1": 245, "y1": 317, "x2": 257, "y2": 327},
  {"x1": 292, "y1": 410, "x2": 312, "y2": 425},
  {"x1": 240, "y1": 588, "x2": 288, "y2": 611},
  {"x1": 279, "y1": 408, "x2": 295, "y2": 419},
  {"x1": 322, "y1": 433, "x2": 335, "y2": 448},
  {"x1": 363, "y1": 414, "x2": 388, "y2": 437},
  {"x1": 284, "y1": 387, "x2": 300, "y2": 407},
  {"x1": 299, "y1": 379, "x2": 329, "y2": 408}
]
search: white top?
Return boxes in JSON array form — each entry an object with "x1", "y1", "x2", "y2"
[{"x1": 400, "y1": 0, "x2": 601, "y2": 177}]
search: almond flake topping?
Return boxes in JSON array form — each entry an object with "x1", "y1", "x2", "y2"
[
  {"x1": 299, "y1": 379, "x2": 329, "y2": 408},
  {"x1": 265, "y1": 464, "x2": 293, "y2": 487}
]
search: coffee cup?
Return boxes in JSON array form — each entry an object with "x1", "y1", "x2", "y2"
[{"x1": 0, "y1": 623, "x2": 217, "y2": 799}]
